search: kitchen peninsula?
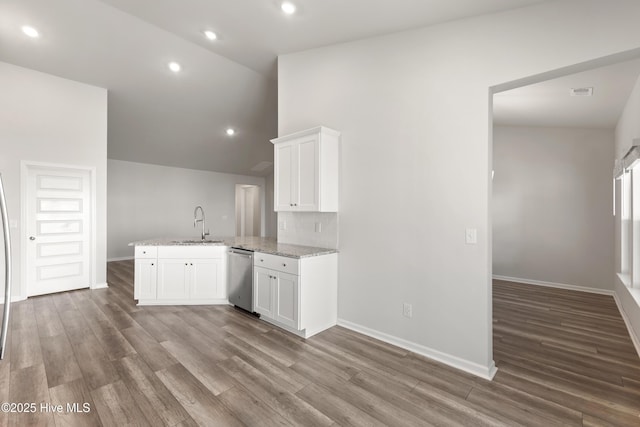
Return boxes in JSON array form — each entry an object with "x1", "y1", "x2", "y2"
[{"x1": 130, "y1": 236, "x2": 338, "y2": 338}]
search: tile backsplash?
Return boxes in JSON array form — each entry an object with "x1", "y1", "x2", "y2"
[{"x1": 277, "y1": 212, "x2": 338, "y2": 249}]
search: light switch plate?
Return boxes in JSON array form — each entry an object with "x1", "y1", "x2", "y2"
[
  {"x1": 279, "y1": 221, "x2": 287, "y2": 231},
  {"x1": 315, "y1": 222, "x2": 322, "y2": 233},
  {"x1": 465, "y1": 228, "x2": 477, "y2": 245}
]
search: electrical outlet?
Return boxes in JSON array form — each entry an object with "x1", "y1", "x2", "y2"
[
  {"x1": 279, "y1": 220, "x2": 287, "y2": 231},
  {"x1": 465, "y1": 228, "x2": 477, "y2": 245},
  {"x1": 403, "y1": 303, "x2": 412, "y2": 318},
  {"x1": 315, "y1": 222, "x2": 322, "y2": 233}
]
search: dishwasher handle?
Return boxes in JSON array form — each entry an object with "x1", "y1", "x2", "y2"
[{"x1": 229, "y1": 250, "x2": 253, "y2": 258}]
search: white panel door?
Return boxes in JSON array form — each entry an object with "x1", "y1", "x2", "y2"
[
  {"x1": 274, "y1": 272, "x2": 299, "y2": 329},
  {"x1": 26, "y1": 165, "x2": 91, "y2": 296},
  {"x1": 190, "y1": 258, "x2": 222, "y2": 299},
  {"x1": 157, "y1": 259, "x2": 190, "y2": 300}
]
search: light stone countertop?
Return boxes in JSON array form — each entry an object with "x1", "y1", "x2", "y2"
[{"x1": 128, "y1": 236, "x2": 337, "y2": 259}]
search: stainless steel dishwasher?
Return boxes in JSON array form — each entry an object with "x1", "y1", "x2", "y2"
[{"x1": 227, "y1": 248, "x2": 255, "y2": 313}]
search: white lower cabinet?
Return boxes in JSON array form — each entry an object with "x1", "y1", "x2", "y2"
[
  {"x1": 134, "y1": 245, "x2": 226, "y2": 305},
  {"x1": 134, "y1": 258, "x2": 157, "y2": 300},
  {"x1": 274, "y1": 272, "x2": 299, "y2": 329},
  {"x1": 253, "y1": 252, "x2": 337, "y2": 338},
  {"x1": 254, "y1": 266, "x2": 275, "y2": 318},
  {"x1": 190, "y1": 258, "x2": 223, "y2": 299},
  {"x1": 157, "y1": 259, "x2": 190, "y2": 300}
]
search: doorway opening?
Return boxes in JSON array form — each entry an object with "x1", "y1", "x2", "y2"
[
  {"x1": 489, "y1": 50, "x2": 640, "y2": 365},
  {"x1": 235, "y1": 185, "x2": 261, "y2": 237}
]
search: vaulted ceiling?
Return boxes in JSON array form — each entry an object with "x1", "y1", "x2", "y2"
[{"x1": 0, "y1": 0, "x2": 554, "y2": 176}]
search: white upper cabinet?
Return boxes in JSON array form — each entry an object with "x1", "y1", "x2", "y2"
[{"x1": 272, "y1": 126, "x2": 340, "y2": 212}]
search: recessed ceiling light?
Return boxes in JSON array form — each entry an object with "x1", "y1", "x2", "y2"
[
  {"x1": 168, "y1": 62, "x2": 181, "y2": 73},
  {"x1": 281, "y1": 1, "x2": 296, "y2": 15},
  {"x1": 226, "y1": 128, "x2": 236, "y2": 136},
  {"x1": 203, "y1": 30, "x2": 217, "y2": 41},
  {"x1": 21, "y1": 25, "x2": 39, "y2": 38}
]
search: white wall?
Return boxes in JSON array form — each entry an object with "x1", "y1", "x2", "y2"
[
  {"x1": 614, "y1": 74, "x2": 640, "y2": 344},
  {"x1": 278, "y1": 0, "x2": 640, "y2": 377},
  {"x1": 0, "y1": 61, "x2": 108, "y2": 296},
  {"x1": 493, "y1": 126, "x2": 614, "y2": 291},
  {"x1": 107, "y1": 160, "x2": 265, "y2": 259}
]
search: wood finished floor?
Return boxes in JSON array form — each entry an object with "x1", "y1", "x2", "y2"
[{"x1": 0, "y1": 263, "x2": 638, "y2": 426}]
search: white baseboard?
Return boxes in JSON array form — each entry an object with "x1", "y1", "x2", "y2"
[
  {"x1": 337, "y1": 319, "x2": 497, "y2": 381},
  {"x1": 493, "y1": 275, "x2": 640, "y2": 358},
  {"x1": 91, "y1": 282, "x2": 109, "y2": 290},
  {"x1": 107, "y1": 256, "x2": 134, "y2": 262},
  {"x1": 137, "y1": 299, "x2": 229, "y2": 306},
  {"x1": 611, "y1": 293, "x2": 640, "y2": 358},
  {"x1": 492, "y1": 275, "x2": 615, "y2": 296},
  {"x1": 0, "y1": 295, "x2": 27, "y2": 303}
]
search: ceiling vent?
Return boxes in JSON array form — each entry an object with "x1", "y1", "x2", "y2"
[
  {"x1": 569, "y1": 87, "x2": 593, "y2": 97},
  {"x1": 250, "y1": 161, "x2": 273, "y2": 172}
]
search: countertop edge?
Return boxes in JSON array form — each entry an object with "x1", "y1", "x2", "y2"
[{"x1": 128, "y1": 238, "x2": 337, "y2": 259}]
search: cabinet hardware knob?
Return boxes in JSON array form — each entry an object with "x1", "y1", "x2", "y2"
[
  {"x1": 260, "y1": 259, "x2": 264, "y2": 262},
  {"x1": 185, "y1": 263, "x2": 188, "y2": 266},
  {"x1": 29, "y1": 236, "x2": 36, "y2": 241},
  {"x1": 190, "y1": 263, "x2": 193, "y2": 266},
  {"x1": 151, "y1": 263, "x2": 154, "y2": 266},
  {"x1": 282, "y1": 263, "x2": 286, "y2": 267}
]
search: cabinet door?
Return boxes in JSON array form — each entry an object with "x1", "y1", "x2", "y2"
[
  {"x1": 254, "y1": 266, "x2": 274, "y2": 318},
  {"x1": 275, "y1": 142, "x2": 296, "y2": 211},
  {"x1": 296, "y1": 136, "x2": 319, "y2": 211},
  {"x1": 157, "y1": 259, "x2": 190, "y2": 300},
  {"x1": 274, "y1": 272, "x2": 299, "y2": 329},
  {"x1": 134, "y1": 258, "x2": 157, "y2": 300},
  {"x1": 190, "y1": 258, "x2": 223, "y2": 299}
]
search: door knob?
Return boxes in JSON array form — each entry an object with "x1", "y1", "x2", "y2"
[{"x1": 29, "y1": 236, "x2": 36, "y2": 241}]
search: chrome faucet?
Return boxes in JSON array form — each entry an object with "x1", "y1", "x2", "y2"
[{"x1": 193, "y1": 206, "x2": 210, "y2": 240}]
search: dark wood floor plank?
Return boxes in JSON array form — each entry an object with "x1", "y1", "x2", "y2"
[
  {"x1": 39, "y1": 333, "x2": 83, "y2": 388},
  {"x1": 49, "y1": 378, "x2": 103, "y2": 427},
  {"x1": 120, "y1": 324, "x2": 178, "y2": 372},
  {"x1": 350, "y1": 369, "x2": 492, "y2": 427},
  {"x1": 90, "y1": 380, "x2": 151, "y2": 427},
  {"x1": 161, "y1": 340, "x2": 235, "y2": 396},
  {"x1": 57, "y1": 308, "x2": 121, "y2": 391},
  {"x1": 295, "y1": 382, "x2": 388, "y2": 427},
  {"x1": 112, "y1": 355, "x2": 190, "y2": 426},
  {"x1": 218, "y1": 385, "x2": 295, "y2": 427},
  {"x1": 72, "y1": 295, "x2": 136, "y2": 361},
  {"x1": 32, "y1": 295, "x2": 65, "y2": 338},
  {"x1": 224, "y1": 334, "x2": 310, "y2": 393},
  {"x1": 156, "y1": 363, "x2": 245, "y2": 427},
  {"x1": 0, "y1": 357, "x2": 10, "y2": 427},
  {"x1": 10, "y1": 300, "x2": 43, "y2": 371},
  {"x1": 8, "y1": 364, "x2": 55, "y2": 427},
  {"x1": 219, "y1": 355, "x2": 334, "y2": 426}
]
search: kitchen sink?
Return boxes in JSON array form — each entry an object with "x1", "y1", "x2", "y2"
[{"x1": 170, "y1": 239, "x2": 224, "y2": 244}]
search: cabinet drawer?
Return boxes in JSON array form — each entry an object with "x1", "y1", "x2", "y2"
[
  {"x1": 158, "y1": 245, "x2": 225, "y2": 259},
  {"x1": 254, "y1": 252, "x2": 299, "y2": 275},
  {"x1": 135, "y1": 246, "x2": 157, "y2": 259}
]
